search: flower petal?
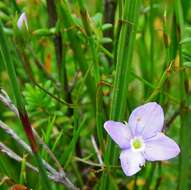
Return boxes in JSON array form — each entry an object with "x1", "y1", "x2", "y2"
[
  {"x1": 120, "y1": 149, "x2": 145, "y2": 176},
  {"x1": 128, "y1": 102, "x2": 164, "y2": 139},
  {"x1": 144, "y1": 133, "x2": 180, "y2": 161},
  {"x1": 104, "y1": 120, "x2": 132, "y2": 149},
  {"x1": 17, "y1": 12, "x2": 28, "y2": 30}
]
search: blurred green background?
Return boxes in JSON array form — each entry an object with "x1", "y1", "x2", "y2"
[{"x1": 0, "y1": 0, "x2": 191, "y2": 189}]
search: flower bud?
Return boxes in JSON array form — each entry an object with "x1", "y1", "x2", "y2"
[{"x1": 17, "y1": 12, "x2": 28, "y2": 30}]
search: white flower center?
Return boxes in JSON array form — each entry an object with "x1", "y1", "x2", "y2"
[{"x1": 130, "y1": 136, "x2": 145, "y2": 152}]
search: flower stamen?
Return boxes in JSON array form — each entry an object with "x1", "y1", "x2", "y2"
[{"x1": 131, "y1": 137, "x2": 145, "y2": 152}]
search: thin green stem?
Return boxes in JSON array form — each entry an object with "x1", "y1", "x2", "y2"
[
  {"x1": 101, "y1": 0, "x2": 141, "y2": 189},
  {"x1": 149, "y1": 0, "x2": 154, "y2": 82},
  {"x1": 175, "y1": 1, "x2": 191, "y2": 190},
  {"x1": 77, "y1": 0, "x2": 100, "y2": 83},
  {"x1": 58, "y1": 0, "x2": 96, "y2": 107},
  {"x1": 0, "y1": 21, "x2": 52, "y2": 189}
]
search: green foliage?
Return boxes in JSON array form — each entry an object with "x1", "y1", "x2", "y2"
[
  {"x1": 0, "y1": 0, "x2": 191, "y2": 189},
  {"x1": 23, "y1": 81, "x2": 56, "y2": 116}
]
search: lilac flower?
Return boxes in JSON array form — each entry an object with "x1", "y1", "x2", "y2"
[
  {"x1": 17, "y1": 12, "x2": 28, "y2": 30},
  {"x1": 104, "y1": 102, "x2": 180, "y2": 176}
]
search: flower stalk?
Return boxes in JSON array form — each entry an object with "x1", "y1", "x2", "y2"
[
  {"x1": 0, "y1": 21, "x2": 52, "y2": 189},
  {"x1": 101, "y1": 0, "x2": 141, "y2": 188}
]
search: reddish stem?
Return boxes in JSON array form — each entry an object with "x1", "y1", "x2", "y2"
[{"x1": 19, "y1": 111, "x2": 38, "y2": 153}]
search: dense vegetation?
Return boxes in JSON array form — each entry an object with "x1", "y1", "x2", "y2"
[{"x1": 0, "y1": 0, "x2": 191, "y2": 189}]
